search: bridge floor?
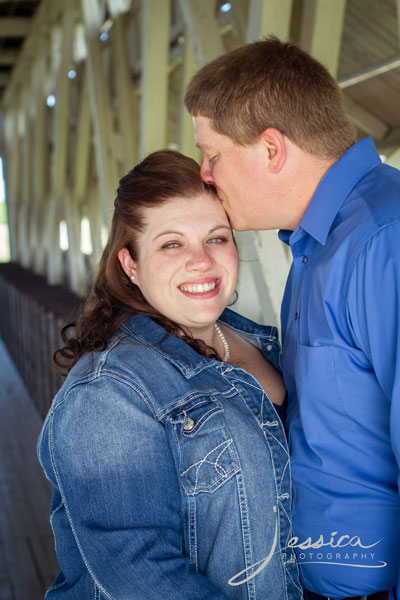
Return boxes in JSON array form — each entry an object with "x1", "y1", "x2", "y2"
[{"x1": 0, "y1": 337, "x2": 59, "y2": 599}]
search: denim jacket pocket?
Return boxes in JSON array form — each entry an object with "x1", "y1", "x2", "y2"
[{"x1": 165, "y1": 394, "x2": 240, "y2": 496}]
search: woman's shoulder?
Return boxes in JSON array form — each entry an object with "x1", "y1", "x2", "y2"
[{"x1": 52, "y1": 313, "x2": 214, "y2": 415}]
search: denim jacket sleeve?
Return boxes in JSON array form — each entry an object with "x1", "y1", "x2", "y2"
[{"x1": 42, "y1": 373, "x2": 230, "y2": 599}]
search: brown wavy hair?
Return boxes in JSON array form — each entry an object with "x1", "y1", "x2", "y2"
[
  {"x1": 54, "y1": 150, "x2": 226, "y2": 375},
  {"x1": 185, "y1": 37, "x2": 355, "y2": 160}
]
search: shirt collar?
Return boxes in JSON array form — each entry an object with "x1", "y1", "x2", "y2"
[{"x1": 279, "y1": 137, "x2": 381, "y2": 247}]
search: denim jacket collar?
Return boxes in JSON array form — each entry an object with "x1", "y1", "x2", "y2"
[{"x1": 120, "y1": 308, "x2": 280, "y2": 379}]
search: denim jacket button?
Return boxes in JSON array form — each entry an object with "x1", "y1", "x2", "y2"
[{"x1": 183, "y1": 417, "x2": 195, "y2": 432}]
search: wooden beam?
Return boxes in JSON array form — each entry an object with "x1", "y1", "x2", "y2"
[
  {"x1": 0, "y1": 72, "x2": 10, "y2": 86},
  {"x1": 87, "y1": 182, "x2": 105, "y2": 271},
  {"x1": 110, "y1": 12, "x2": 138, "y2": 170},
  {"x1": 378, "y1": 125, "x2": 400, "y2": 152},
  {"x1": 30, "y1": 43, "x2": 49, "y2": 275},
  {"x1": 179, "y1": 35, "x2": 200, "y2": 161},
  {"x1": 0, "y1": 17, "x2": 31, "y2": 37},
  {"x1": 81, "y1": 0, "x2": 119, "y2": 224},
  {"x1": 177, "y1": 0, "x2": 224, "y2": 68},
  {"x1": 343, "y1": 95, "x2": 389, "y2": 140},
  {"x1": 300, "y1": 0, "x2": 347, "y2": 77},
  {"x1": 247, "y1": 0, "x2": 293, "y2": 43},
  {"x1": 396, "y1": 0, "x2": 400, "y2": 47},
  {"x1": 47, "y1": 8, "x2": 75, "y2": 285},
  {"x1": 229, "y1": 0, "x2": 246, "y2": 44},
  {"x1": 2, "y1": 0, "x2": 63, "y2": 108},
  {"x1": 139, "y1": 0, "x2": 170, "y2": 157},
  {"x1": 386, "y1": 147, "x2": 400, "y2": 169},
  {"x1": 67, "y1": 68, "x2": 91, "y2": 294},
  {"x1": 338, "y1": 55, "x2": 400, "y2": 89},
  {"x1": 19, "y1": 89, "x2": 33, "y2": 269},
  {"x1": 0, "y1": 49, "x2": 18, "y2": 66},
  {"x1": 72, "y1": 73, "x2": 91, "y2": 205},
  {"x1": 3, "y1": 107, "x2": 20, "y2": 261},
  {"x1": 106, "y1": 0, "x2": 131, "y2": 15},
  {"x1": 235, "y1": 229, "x2": 291, "y2": 327}
]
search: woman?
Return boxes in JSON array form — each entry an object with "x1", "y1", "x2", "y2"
[{"x1": 38, "y1": 150, "x2": 301, "y2": 599}]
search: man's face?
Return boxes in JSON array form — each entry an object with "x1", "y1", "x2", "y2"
[{"x1": 193, "y1": 115, "x2": 276, "y2": 231}]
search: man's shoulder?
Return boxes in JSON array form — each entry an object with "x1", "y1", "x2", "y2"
[
  {"x1": 339, "y1": 163, "x2": 400, "y2": 245},
  {"x1": 351, "y1": 162, "x2": 400, "y2": 223}
]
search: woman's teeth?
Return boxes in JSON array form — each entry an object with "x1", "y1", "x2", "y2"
[{"x1": 180, "y1": 281, "x2": 217, "y2": 293}]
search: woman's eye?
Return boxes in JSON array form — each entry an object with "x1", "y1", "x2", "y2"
[
  {"x1": 208, "y1": 236, "x2": 227, "y2": 244},
  {"x1": 161, "y1": 242, "x2": 181, "y2": 249},
  {"x1": 209, "y1": 155, "x2": 218, "y2": 164}
]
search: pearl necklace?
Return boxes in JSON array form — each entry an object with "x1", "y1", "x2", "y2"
[{"x1": 215, "y1": 323, "x2": 230, "y2": 362}]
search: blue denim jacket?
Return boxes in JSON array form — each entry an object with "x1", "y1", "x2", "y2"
[{"x1": 38, "y1": 308, "x2": 301, "y2": 600}]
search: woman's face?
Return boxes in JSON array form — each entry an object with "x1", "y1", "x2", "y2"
[{"x1": 120, "y1": 193, "x2": 238, "y2": 336}]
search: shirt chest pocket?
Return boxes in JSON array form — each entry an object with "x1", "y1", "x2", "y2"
[
  {"x1": 293, "y1": 344, "x2": 354, "y2": 443},
  {"x1": 165, "y1": 395, "x2": 240, "y2": 496}
]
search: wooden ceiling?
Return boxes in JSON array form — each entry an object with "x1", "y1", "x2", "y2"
[
  {"x1": 0, "y1": 0, "x2": 40, "y2": 92},
  {"x1": 0, "y1": 0, "x2": 399, "y2": 153}
]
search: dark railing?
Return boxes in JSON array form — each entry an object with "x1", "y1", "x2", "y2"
[{"x1": 0, "y1": 263, "x2": 82, "y2": 418}]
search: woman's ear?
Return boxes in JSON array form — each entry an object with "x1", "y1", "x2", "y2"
[
  {"x1": 117, "y1": 248, "x2": 138, "y2": 284},
  {"x1": 260, "y1": 127, "x2": 286, "y2": 174}
]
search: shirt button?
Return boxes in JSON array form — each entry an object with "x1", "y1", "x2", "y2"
[
  {"x1": 301, "y1": 255, "x2": 308, "y2": 263},
  {"x1": 184, "y1": 417, "x2": 195, "y2": 432},
  {"x1": 294, "y1": 312, "x2": 299, "y2": 320}
]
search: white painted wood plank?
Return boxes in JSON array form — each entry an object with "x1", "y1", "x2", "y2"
[
  {"x1": 81, "y1": 0, "x2": 119, "y2": 223},
  {"x1": 139, "y1": 0, "x2": 171, "y2": 157},
  {"x1": 247, "y1": 0, "x2": 293, "y2": 43},
  {"x1": 177, "y1": 0, "x2": 224, "y2": 68},
  {"x1": 300, "y1": 0, "x2": 347, "y2": 77}
]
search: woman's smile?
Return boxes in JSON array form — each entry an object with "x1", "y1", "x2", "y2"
[{"x1": 178, "y1": 277, "x2": 220, "y2": 296}]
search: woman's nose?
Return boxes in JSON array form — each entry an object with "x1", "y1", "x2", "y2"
[
  {"x1": 187, "y1": 246, "x2": 214, "y2": 270},
  {"x1": 200, "y1": 157, "x2": 215, "y2": 184}
]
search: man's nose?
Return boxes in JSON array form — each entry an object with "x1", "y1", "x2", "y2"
[{"x1": 200, "y1": 157, "x2": 215, "y2": 184}]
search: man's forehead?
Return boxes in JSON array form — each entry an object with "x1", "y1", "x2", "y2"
[{"x1": 196, "y1": 141, "x2": 213, "y2": 151}]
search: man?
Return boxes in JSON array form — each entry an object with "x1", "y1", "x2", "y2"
[{"x1": 185, "y1": 37, "x2": 400, "y2": 600}]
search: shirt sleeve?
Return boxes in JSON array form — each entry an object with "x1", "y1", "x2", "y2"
[
  {"x1": 45, "y1": 375, "x2": 230, "y2": 600},
  {"x1": 347, "y1": 222, "x2": 400, "y2": 599}
]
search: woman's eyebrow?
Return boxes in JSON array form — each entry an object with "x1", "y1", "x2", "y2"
[
  {"x1": 152, "y1": 224, "x2": 230, "y2": 242},
  {"x1": 209, "y1": 225, "x2": 231, "y2": 233},
  {"x1": 152, "y1": 230, "x2": 184, "y2": 241}
]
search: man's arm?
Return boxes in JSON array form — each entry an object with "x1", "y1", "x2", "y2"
[{"x1": 347, "y1": 222, "x2": 400, "y2": 599}]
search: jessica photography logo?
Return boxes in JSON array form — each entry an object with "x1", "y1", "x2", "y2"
[
  {"x1": 228, "y1": 527, "x2": 386, "y2": 587},
  {"x1": 294, "y1": 531, "x2": 386, "y2": 569}
]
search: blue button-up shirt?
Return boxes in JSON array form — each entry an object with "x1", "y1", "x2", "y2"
[{"x1": 279, "y1": 138, "x2": 400, "y2": 599}]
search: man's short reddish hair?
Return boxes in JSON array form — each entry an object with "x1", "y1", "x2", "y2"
[{"x1": 184, "y1": 37, "x2": 355, "y2": 159}]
